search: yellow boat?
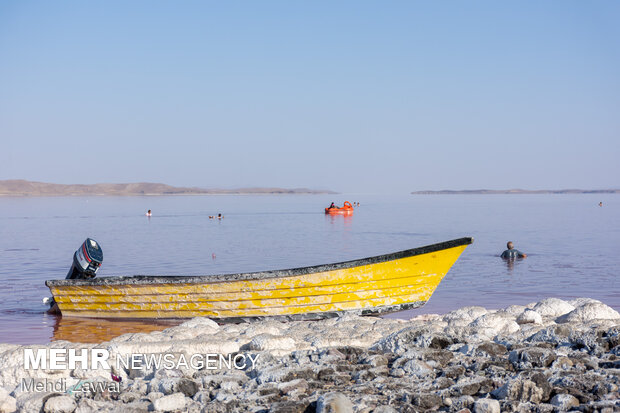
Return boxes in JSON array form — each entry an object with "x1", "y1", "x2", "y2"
[{"x1": 46, "y1": 237, "x2": 473, "y2": 321}]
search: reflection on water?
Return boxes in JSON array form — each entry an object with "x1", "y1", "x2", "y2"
[
  {"x1": 503, "y1": 257, "x2": 527, "y2": 273},
  {"x1": 1, "y1": 194, "x2": 619, "y2": 344},
  {"x1": 52, "y1": 316, "x2": 182, "y2": 343}
]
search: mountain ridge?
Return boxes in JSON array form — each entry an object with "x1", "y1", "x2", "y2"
[
  {"x1": 411, "y1": 188, "x2": 620, "y2": 194},
  {"x1": 0, "y1": 180, "x2": 337, "y2": 196}
]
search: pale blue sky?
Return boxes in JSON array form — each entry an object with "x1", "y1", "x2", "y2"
[{"x1": 1, "y1": 1, "x2": 619, "y2": 193}]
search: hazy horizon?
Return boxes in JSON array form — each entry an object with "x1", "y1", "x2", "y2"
[
  {"x1": 1, "y1": 2, "x2": 619, "y2": 193},
  {"x1": 1, "y1": 179, "x2": 619, "y2": 195}
]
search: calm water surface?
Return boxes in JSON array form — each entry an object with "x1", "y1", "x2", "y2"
[{"x1": 0, "y1": 194, "x2": 618, "y2": 344}]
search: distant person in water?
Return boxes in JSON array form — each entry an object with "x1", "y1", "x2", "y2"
[
  {"x1": 599, "y1": 202, "x2": 603, "y2": 207},
  {"x1": 146, "y1": 210, "x2": 152, "y2": 217},
  {"x1": 218, "y1": 213, "x2": 223, "y2": 219},
  {"x1": 501, "y1": 241, "x2": 527, "y2": 259}
]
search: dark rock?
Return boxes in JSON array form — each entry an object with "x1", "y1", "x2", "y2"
[
  {"x1": 429, "y1": 377, "x2": 455, "y2": 390},
  {"x1": 430, "y1": 335, "x2": 454, "y2": 349},
  {"x1": 372, "y1": 327, "x2": 455, "y2": 355},
  {"x1": 442, "y1": 365, "x2": 466, "y2": 379},
  {"x1": 528, "y1": 372, "x2": 552, "y2": 402},
  {"x1": 283, "y1": 368, "x2": 318, "y2": 382},
  {"x1": 476, "y1": 377, "x2": 496, "y2": 394},
  {"x1": 604, "y1": 326, "x2": 620, "y2": 349},
  {"x1": 333, "y1": 362, "x2": 356, "y2": 373},
  {"x1": 258, "y1": 385, "x2": 280, "y2": 396},
  {"x1": 423, "y1": 349, "x2": 454, "y2": 367},
  {"x1": 526, "y1": 325, "x2": 572, "y2": 346},
  {"x1": 452, "y1": 381, "x2": 481, "y2": 396},
  {"x1": 176, "y1": 378, "x2": 200, "y2": 397},
  {"x1": 361, "y1": 354, "x2": 389, "y2": 367},
  {"x1": 334, "y1": 346, "x2": 365, "y2": 361},
  {"x1": 491, "y1": 377, "x2": 544, "y2": 403},
  {"x1": 352, "y1": 369, "x2": 376, "y2": 382},
  {"x1": 412, "y1": 393, "x2": 442, "y2": 409},
  {"x1": 509, "y1": 347, "x2": 556, "y2": 370},
  {"x1": 476, "y1": 342, "x2": 508, "y2": 357},
  {"x1": 569, "y1": 328, "x2": 608, "y2": 352},
  {"x1": 316, "y1": 374, "x2": 350, "y2": 386},
  {"x1": 119, "y1": 391, "x2": 140, "y2": 403},
  {"x1": 269, "y1": 400, "x2": 312, "y2": 413},
  {"x1": 451, "y1": 395, "x2": 475, "y2": 410},
  {"x1": 318, "y1": 368, "x2": 335, "y2": 380}
]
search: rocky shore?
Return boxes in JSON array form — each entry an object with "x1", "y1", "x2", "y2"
[{"x1": 1, "y1": 297, "x2": 619, "y2": 413}]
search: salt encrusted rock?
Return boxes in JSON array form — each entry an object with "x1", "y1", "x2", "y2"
[
  {"x1": 15, "y1": 392, "x2": 54, "y2": 413},
  {"x1": 3, "y1": 298, "x2": 620, "y2": 412},
  {"x1": 372, "y1": 406, "x2": 398, "y2": 413},
  {"x1": 532, "y1": 298, "x2": 575, "y2": 317},
  {"x1": 74, "y1": 398, "x2": 117, "y2": 412},
  {"x1": 177, "y1": 317, "x2": 219, "y2": 330},
  {"x1": 451, "y1": 395, "x2": 475, "y2": 410},
  {"x1": 552, "y1": 356, "x2": 574, "y2": 369},
  {"x1": 0, "y1": 387, "x2": 16, "y2": 413},
  {"x1": 43, "y1": 395, "x2": 77, "y2": 413},
  {"x1": 491, "y1": 377, "x2": 544, "y2": 403},
  {"x1": 442, "y1": 307, "x2": 488, "y2": 327},
  {"x1": 475, "y1": 341, "x2": 507, "y2": 357},
  {"x1": 316, "y1": 392, "x2": 353, "y2": 413},
  {"x1": 569, "y1": 297, "x2": 602, "y2": 307},
  {"x1": 413, "y1": 393, "x2": 442, "y2": 409},
  {"x1": 550, "y1": 393, "x2": 579, "y2": 410},
  {"x1": 244, "y1": 334, "x2": 296, "y2": 353},
  {"x1": 397, "y1": 358, "x2": 435, "y2": 379},
  {"x1": 501, "y1": 305, "x2": 527, "y2": 316},
  {"x1": 516, "y1": 309, "x2": 543, "y2": 325},
  {"x1": 157, "y1": 377, "x2": 200, "y2": 397},
  {"x1": 473, "y1": 398, "x2": 500, "y2": 413},
  {"x1": 509, "y1": 347, "x2": 556, "y2": 369},
  {"x1": 469, "y1": 313, "x2": 520, "y2": 336},
  {"x1": 361, "y1": 354, "x2": 388, "y2": 367},
  {"x1": 526, "y1": 324, "x2": 572, "y2": 345},
  {"x1": 152, "y1": 392, "x2": 187, "y2": 412},
  {"x1": 556, "y1": 302, "x2": 620, "y2": 324},
  {"x1": 277, "y1": 378, "x2": 308, "y2": 395},
  {"x1": 370, "y1": 326, "x2": 454, "y2": 355}
]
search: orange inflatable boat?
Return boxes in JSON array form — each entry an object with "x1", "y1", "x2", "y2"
[{"x1": 325, "y1": 201, "x2": 354, "y2": 215}]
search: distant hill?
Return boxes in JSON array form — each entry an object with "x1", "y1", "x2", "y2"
[
  {"x1": 0, "y1": 180, "x2": 337, "y2": 196},
  {"x1": 411, "y1": 189, "x2": 620, "y2": 195}
]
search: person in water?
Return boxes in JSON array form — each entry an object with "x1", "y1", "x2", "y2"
[
  {"x1": 218, "y1": 213, "x2": 223, "y2": 219},
  {"x1": 501, "y1": 241, "x2": 527, "y2": 259},
  {"x1": 146, "y1": 209, "x2": 152, "y2": 217}
]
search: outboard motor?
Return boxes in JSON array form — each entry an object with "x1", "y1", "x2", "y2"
[{"x1": 66, "y1": 238, "x2": 103, "y2": 279}]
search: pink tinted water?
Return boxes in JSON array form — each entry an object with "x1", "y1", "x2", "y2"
[{"x1": 0, "y1": 194, "x2": 618, "y2": 344}]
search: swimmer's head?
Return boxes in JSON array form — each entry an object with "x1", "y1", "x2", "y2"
[{"x1": 507, "y1": 241, "x2": 514, "y2": 249}]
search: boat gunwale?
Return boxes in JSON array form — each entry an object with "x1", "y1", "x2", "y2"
[{"x1": 46, "y1": 237, "x2": 473, "y2": 287}]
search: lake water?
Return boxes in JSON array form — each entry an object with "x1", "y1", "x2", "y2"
[{"x1": 0, "y1": 194, "x2": 618, "y2": 344}]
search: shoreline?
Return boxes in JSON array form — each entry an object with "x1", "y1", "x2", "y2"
[{"x1": 0, "y1": 297, "x2": 619, "y2": 412}]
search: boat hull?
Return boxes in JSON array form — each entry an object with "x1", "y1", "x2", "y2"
[
  {"x1": 46, "y1": 238, "x2": 473, "y2": 320},
  {"x1": 325, "y1": 201, "x2": 354, "y2": 215}
]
